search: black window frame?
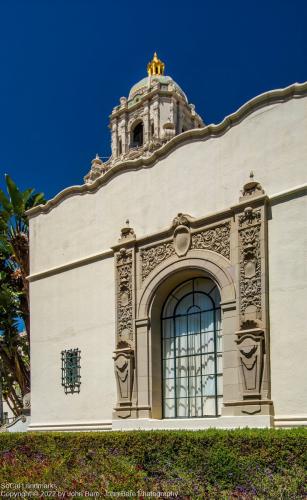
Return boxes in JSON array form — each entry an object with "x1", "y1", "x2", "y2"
[{"x1": 161, "y1": 278, "x2": 222, "y2": 419}]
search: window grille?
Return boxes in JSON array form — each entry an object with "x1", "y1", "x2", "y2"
[{"x1": 61, "y1": 348, "x2": 81, "y2": 394}]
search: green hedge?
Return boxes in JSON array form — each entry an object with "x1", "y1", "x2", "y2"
[{"x1": 0, "y1": 429, "x2": 306, "y2": 499}]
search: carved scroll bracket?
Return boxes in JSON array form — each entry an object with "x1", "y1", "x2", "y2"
[
  {"x1": 113, "y1": 347, "x2": 134, "y2": 418},
  {"x1": 235, "y1": 328, "x2": 264, "y2": 399}
]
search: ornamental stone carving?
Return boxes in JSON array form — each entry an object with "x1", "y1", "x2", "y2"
[
  {"x1": 239, "y1": 205, "x2": 261, "y2": 227},
  {"x1": 240, "y1": 171, "x2": 265, "y2": 201},
  {"x1": 84, "y1": 154, "x2": 109, "y2": 184},
  {"x1": 129, "y1": 110, "x2": 143, "y2": 126},
  {"x1": 141, "y1": 242, "x2": 175, "y2": 281},
  {"x1": 113, "y1": 346, "x2": 134, "y2": 418},
  {"x1": 119, "y1": 219, "x2": 135, "y2": 242},
  {"x1": 173, "y1": 225, "x2": 191, "y2": 257},
  {"x1": 172, "y1": 213, "x2": 192, "y2": 257},
  {"x1": 236, "y1": 329, "x2": 264, "y2": 398},
  {"x1": 191, "y1": 223, "x2": 231, "y2": 260},
  {"x1": 234, "y1": 182, "x2": 270, "y2": 409},
  {"x1": 238, "y1": 207, "x2": 262, "y2": 322},
  {"x1": 140, "y1": 219, "x2": 231, "y2": 281},
  {"x1": 172, "y1": 213, "x2": 192, "y2": 228},
  {"x1": 116, "y1": 248, "x2": 133, "y2": 343},
  {"x1": 114, "y1": 223, "x2": 136, "y2": 420}
]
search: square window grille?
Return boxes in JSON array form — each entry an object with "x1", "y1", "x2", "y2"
[{"x1": 61, "y1": 348, "x2": 81, "y2": 394}]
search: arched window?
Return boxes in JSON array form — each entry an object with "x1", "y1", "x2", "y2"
[
  {"x1": 162, "y1": 278, "x2": 222, "y2": 418},
  {"x1": 131, "y1": 122, "x2": 143, "y2": 147},
  {"x1": 118, "y1": 138, "x2": 122, "y2": 155}
]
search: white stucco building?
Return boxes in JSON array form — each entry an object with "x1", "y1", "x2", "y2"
[{"x1": 27, "y1": 54, "x2": 307, "y2": 431}]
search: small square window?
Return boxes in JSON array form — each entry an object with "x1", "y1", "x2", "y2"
[{"x1": 61, "y1": 348, "x2": 81, "y2": 394}]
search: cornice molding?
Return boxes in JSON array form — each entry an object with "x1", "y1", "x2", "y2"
[
  {"x1": 27, "y1": 184, "x2": 306, "y2": 282},
  {"x1": 28, "y1": 249, "x2": 113, "y2": 282},
  {"x1": 26, "y1": 82, "x2": 307, "y2": 219},
  {"x1": 110, "y1": 87, "x2": 187, "y2": 119}
]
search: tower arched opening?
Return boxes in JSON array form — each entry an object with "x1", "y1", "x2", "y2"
[{"x1": 131, "y1": 121, "x2": 144, "y2": 148}]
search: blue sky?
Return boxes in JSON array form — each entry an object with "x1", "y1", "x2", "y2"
[{"x1": 0, "y1": 0, "x2": 306, "y2": 200}]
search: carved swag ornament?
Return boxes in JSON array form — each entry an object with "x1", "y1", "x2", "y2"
[{"x1": 140, "y1": 216, "x2": 231, "y2": 281}]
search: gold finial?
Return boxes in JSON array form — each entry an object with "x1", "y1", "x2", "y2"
[{"x1": 147, "y1": 52, "x2": 165, "y2": 76}]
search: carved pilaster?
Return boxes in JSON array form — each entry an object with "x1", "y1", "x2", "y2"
[
  {"x1": 152, "y1": 99, "x2": 160, "y2": 138},
  {"x1": 113, "y1": 222, "x2": 136, "y2": 419},
  {"x1": 237, "y1": 205, "x2": 266, "y2": 402},
  {"x1": 143, "y1": 101, "x2": 150, "y2": 144},
  {"x1": 116, "y1": 248, "x2": 134, "y2": 343},
  {"x1": 232, "y1": 176, "x2": 272, "y2": 414},
  {"x1": 238, "y1": 207, "x2": 262, "y2": 323},
  {"x1": 111, "y1": 119, "x2": 118, "y2": 158}
]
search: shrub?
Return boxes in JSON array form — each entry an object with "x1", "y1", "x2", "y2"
[{"x1": 0, "y1": 428, "x2": 306, "y2": 499}]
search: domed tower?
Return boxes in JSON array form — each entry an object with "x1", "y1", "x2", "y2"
[{"x1": 85, "y1": 53, "x2": 204, "y2": 183}]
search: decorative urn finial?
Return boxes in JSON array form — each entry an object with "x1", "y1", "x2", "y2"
[
  {"x1": 91, "y1": 154, "x2": 102, "y2": 167},
  {"x1": 240, "y1": 171, "x2": 265, "y2": 201},
  {"x1": 119, "y1": 219, "x2": 135, "y2": 242},
  {"x1": 147, "y1": 52, "x2": 165, "y2": 76}
]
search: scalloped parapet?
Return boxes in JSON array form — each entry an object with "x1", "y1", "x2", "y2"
[{"x1": 26, "y1": 82, "x2": 307, "y2": 218}]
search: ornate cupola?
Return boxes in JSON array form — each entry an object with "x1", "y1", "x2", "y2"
[{"x1": 84, "y1": 53, "x2": 204, "y2": 184}]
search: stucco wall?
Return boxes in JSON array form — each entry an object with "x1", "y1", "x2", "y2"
[
  {"x1": 29, "y1": 93, "x2": 307, "y2": 428},
  {"x1": 269, "y1": 194, "x2": 307, "y2": 417},
  {"x1": 30, "y1": 259, "x2": 116, "y2": 427}
]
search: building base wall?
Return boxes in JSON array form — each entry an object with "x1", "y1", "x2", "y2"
[
  {"x1": 26, "y1": 415, "x2": 307, "y2": 432},
  {"x1": 28, "y1": 420, "x2": 112, "y2": 432},
  {"x1": 112, "y1": 416, "x2": 274, "y2": 431},
  {"x1": 274, "y1": 415, "x2": 307, "y2": 428}
]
